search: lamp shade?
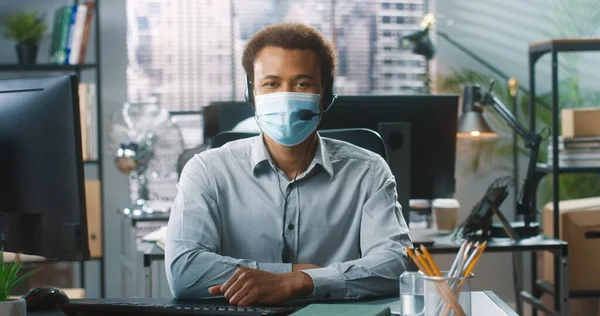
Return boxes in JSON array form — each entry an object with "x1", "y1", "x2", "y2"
[
  {"x1": 399, "y1": 28, "x2": 435, "y2": 60},
  {"x1": 457, "y1": 111, "x2": 497, "y2": 138},
  {"x1": 457, "y1": 84, "x2": 497, "y2": 138}
]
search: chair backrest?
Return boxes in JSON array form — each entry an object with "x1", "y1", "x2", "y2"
[
  {"x1": 177, "y1": 128, "x2": 387, "y2": 176},
  {"x1": 208, "y1": 128, "x2": 388, "y2": 161}
]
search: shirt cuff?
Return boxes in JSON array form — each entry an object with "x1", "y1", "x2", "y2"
[
  {"x1": 300, "y1": 267, "x2": 346, "y2": 299},
  {"x1": 256, "y1": 262, "x2": 292, "y2": 274}
]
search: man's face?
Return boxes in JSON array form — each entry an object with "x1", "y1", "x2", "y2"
[{"x1": 253, "y1": 46, "x2": 323, "y2": 110}]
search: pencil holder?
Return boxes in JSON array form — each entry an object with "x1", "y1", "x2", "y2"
[{"x1": 422, "y1": 271, "x2": 473, "y2": 316}]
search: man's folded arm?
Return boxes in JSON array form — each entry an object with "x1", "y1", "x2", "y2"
[
  {"x1": 301, "y1": 157, "x2": 413, "y2": 300},
  {"x1": 164, "y1": 155, "x2": 292, "y2": 299}
]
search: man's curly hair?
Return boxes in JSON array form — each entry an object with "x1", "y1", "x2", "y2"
[{"x1": 242, "y1": 23, "x2": 336, "y2": 85}]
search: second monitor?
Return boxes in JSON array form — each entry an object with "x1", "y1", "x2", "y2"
[{"x1": 319, "y1": 95, "x2": 459, "y2": 208}]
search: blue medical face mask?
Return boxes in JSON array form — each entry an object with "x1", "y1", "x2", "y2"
[{"x1": 254, "y1": 92, "x2": 321, "y2": 147}]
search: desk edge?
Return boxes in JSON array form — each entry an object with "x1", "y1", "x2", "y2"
[{"x1": 484, "y1": 291, "x2": 519, "y2": 316}]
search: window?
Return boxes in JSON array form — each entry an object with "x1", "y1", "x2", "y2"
[{"x1": 126, "y1": 0, "x2": 428, "y2": 111}]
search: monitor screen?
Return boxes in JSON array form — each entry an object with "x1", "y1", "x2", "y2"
[{"x1": 319, "y1": 95, "x2": 459, "y2": 200}]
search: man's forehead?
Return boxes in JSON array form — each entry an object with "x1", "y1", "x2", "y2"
[{"x1": 254, "y1": 47, "x2": 321, "y2": 77}]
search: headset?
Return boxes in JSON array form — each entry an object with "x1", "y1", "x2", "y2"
[{"x1": 244, "y1": 72, "x2": 337, "y2": 121}]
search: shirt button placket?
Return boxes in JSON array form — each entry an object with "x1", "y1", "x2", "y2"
[{"x1": 286, "y1": 183, "x2": 299, "y2": 262}]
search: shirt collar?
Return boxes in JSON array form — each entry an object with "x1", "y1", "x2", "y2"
[{"x1": 251, "y1": 133, "x2": 334, "y2": 180}]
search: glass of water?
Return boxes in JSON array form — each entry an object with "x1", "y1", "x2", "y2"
[{"x1": 399, "y1": 271, "x2": 425, "y2": 316}]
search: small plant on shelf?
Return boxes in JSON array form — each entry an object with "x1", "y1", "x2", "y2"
[{"x1": 1, "y1": 11, "x2": 48, "y2": 65}]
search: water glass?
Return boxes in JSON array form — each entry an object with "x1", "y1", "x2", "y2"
[
  {"x1": 423, "y1": 272, "x2": 473, "y2": 316},
  {"x1": 399, "y1": 271, "x2": 425, "y2": 316}
]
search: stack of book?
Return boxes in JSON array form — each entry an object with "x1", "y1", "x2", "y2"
[
  {"x1": 547, "y1": 136, "x2": 600, "y2": 167},
  {"x1": 49, "y1": 2, "x2": 96, "y2": 65}
]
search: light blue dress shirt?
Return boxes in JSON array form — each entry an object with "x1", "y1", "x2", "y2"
[{"x1": 165, "y1": 134, "x2": 413, "y2": 300}]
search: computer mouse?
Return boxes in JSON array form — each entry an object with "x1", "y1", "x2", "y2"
[{"x1": 22, "y1": 286, "x2": 70, "y2": 311}]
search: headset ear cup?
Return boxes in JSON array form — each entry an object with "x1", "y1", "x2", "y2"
[{"x1": 244, "y1": 75, "x2": 256, "y2": 110}]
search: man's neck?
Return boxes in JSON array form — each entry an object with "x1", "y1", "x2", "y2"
[{"x1": 263, "y1": 134, "x2": 318, "y2": 181}]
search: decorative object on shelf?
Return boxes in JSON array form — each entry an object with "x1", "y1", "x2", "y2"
[
  {"x1": 0, "y1": 248, "x2": 38, "y2": 316},
  {"x1": 109, "y1": 103, "x2": 183, "y2": 215},
  {"x1": 1, "y1": 11, "x2": 47, "y2": 65},
  {"x1": 457, "y1": 80, "x2": 543, "y2": 239}
]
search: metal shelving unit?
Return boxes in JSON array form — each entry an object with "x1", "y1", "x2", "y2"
[
  {"x1": 0, "y1": 0, "x2": 105, "y2": 298},
  {"x1": 528, "y1": 38, "x2": 600, "y2": 316}
]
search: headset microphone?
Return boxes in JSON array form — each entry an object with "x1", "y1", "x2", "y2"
[{"x1": 296, "y1": 96, "x2": 337, "y2": 121}]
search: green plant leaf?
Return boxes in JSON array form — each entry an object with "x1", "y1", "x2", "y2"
[
  {"x1": 0, "y1": 248, "x2": 38, "y2": 301},
  {"x1": 1, "y1": 10, "x2": 48, "y2": 45},
  {"x1": 13, "y1": 268, "x2": 39, "y2": 289}
]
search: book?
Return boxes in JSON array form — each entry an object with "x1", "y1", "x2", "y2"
[
  {"x1": 68, "y1": 4, "x2": 88, "y2": 65},
  {"x1": 52, "y1": 6, "x2": 72, "y2": 63},
  {"x1": 78, "y1": 83, "x2": 88, "y2": 160},
  {"x1": 560, "y1": 136, "x2": 600, "y2": 149},
  {"x1": 63, "y1": 5, "x2": 79, "y2": 64},
  {"x1": 78, "y1": 1, "x2": 96, "y2": 64},
  {"x1": 290, "y1": 304, "x2": 390, "y2": 316}
]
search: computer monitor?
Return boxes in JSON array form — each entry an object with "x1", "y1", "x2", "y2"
[
  {"x1": 319, "y1": 95, "x2": 459, "y2": 202},
  {"x1": 0, "y1": 75, "x2": 90, "y2": 261}
]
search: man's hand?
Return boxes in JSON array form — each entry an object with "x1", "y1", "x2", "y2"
[{"x1": 208, "y1": 267, "x2": 314, "y2": 306}]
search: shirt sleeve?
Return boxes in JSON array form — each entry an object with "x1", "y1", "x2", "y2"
[
  {"x1": 301, "y1": 156, "x2": 413, "y2": 299},
  {"x1": 165, "y1": 154, "x2": 292, "y2": 299}
]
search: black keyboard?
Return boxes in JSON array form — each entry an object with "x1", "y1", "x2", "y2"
[{"x1": 59, "y1": 300, "x2": 299, "y2": 316}]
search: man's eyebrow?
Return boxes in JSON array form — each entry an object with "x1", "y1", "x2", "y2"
[
  {"x1": 292, "y1": 74, "x2": 315, "y2": 81},
  {"x1": 259, "y1": 74, "x2": 316, "y2": 81},
  {"x1": 259, "y1": 75, "x2": 282, "y2": 81}
]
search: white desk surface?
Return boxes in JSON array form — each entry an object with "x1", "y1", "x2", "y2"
[{"x1": 384, "y1": 291, "x2": 517, "y2": 316}]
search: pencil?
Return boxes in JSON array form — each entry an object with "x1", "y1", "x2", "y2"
[
  {"x1": 415, "y1": 249, "x2": 435, "y2": 276},
  {"x1": 420, "y1": 245, "x2": 441, "y2": 276}
]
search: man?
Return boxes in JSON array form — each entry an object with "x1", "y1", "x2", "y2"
[{"x1": 165, "y1": 22, "x2": 412, "y2": 307}]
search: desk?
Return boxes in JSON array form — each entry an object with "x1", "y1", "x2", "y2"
[
  {"x1": 412, "y1": 229, "x2": 568, "y2": 316},
  {"x1": 29, "y1": 291, "x2": 516, "y2": 315},
  {"x1": 140, "y1": 230, "x2": 568, "y2": 315}
]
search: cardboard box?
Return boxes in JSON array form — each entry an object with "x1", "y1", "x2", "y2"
[
  {"x1": 562, "y1": 108, "x2": 600, "y2": 138},
  {"x1": 541, "y1": 294, "x2": 600, "y2": 316},
  {"x1": 542, "y1": 197, "x2": 600, "y2": 291}
]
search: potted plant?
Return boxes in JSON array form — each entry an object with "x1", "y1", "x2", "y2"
[
  {"x1": 2, "y1": 11, "x2": 47, "y2": 65},
  {"x1": 0, "y1": 248, "x2": 38, "y2": 316}
]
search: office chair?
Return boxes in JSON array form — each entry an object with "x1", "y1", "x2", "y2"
[{"x1": 209, "y1": 128, "x2": 387, "y2": 158}]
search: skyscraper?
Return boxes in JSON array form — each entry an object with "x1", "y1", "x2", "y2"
[
  {"x1": 126, "y1": 0, "x2": 244, "y2": 110},
  {"x1": 374, "y1": 0, "x2": 428, "y2": 94}
]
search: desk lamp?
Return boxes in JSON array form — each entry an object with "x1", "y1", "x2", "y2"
[{"x1": 457, "y1": 81, "x2": 542, "y2": 238}]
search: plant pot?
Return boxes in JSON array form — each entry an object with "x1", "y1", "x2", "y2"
[
  {"x1": 0, "y1": 299, "x2": 26, "y2": 316},
  {"x1": 15, "y1": 42, "x2": 38, "y2": 65}
]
